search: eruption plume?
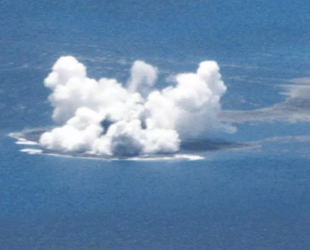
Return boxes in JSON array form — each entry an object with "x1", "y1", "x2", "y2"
[{"x1": 39, "y1": 56, "x2": 234, "y2": 157}]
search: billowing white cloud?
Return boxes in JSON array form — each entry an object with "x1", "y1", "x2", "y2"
[
  {"x1": 39, "y1": 56, "x2": 233, "y2": 157},
  {"x1": 127, "y1": 60, "x2": 158, "y2": 97}
]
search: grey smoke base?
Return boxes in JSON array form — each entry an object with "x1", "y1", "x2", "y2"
[
  {"x1": 39, "y1": 56, "x2": 234, "y2": 157},
  {"x1": 220, "y1": 80, "x2": 310, "y2": 124}
]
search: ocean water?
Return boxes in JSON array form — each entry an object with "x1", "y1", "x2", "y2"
[{"x1": 1, "y1": 0, "x2": 310, "y2": 249}]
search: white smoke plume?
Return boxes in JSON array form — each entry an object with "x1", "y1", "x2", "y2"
[{"x1": 39, "y1": 56, "x2": 234, "y2": 157}]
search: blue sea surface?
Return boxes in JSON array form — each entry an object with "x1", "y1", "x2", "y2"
[{"x1": 1, "y1": 0, "x2": 310, "y2": 249}]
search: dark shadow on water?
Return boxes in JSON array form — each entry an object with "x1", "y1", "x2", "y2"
[{"x1": 180, "y1": 139, "x2": 248, "y2": 153}]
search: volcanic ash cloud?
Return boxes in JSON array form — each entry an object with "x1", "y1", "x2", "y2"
[{"x1": 39, "y1": 56, "x2": 235, "y2": 157}]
